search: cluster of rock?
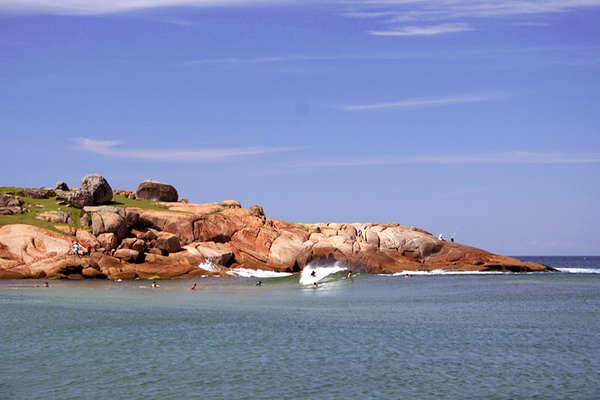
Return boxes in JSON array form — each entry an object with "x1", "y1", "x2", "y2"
[
  {"x1": 0, "y1": 194, "x2": 24, "y2": 215},
  {"x1": 0, "y1": 176, "x2": 554, "y2": 280}
]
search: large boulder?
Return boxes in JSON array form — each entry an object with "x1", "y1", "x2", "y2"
[
  {"x1": 68, "y1": 190, "x2": 94, "y2": 208},
  {"x1": 55, "y1": 181, "x2": 69, "y2": 191},
  {"x1": 135, "y1": 180, "x2": 178, "y2": 202},
  {"x1": 0, "y1": 194, "x2": 23, "y2": 208},
  {"x1": 81, "y1": 174, "x2": 113, "y2": 205},
  {"x1": 88, "y1": 207, "x2": 139, "y2": 239},
  {"x1": 76, "y1": 229, "x2": 100, "y2": 249},
  {"x1": 154, "y1": 232, "x2": 181, "y2": 253},
  {"x1": 97, "y1": 232, "x2": 118, "y2": 250},
  {"x1": 24, "y1": 188, "x2": 50, "y2": 199}
]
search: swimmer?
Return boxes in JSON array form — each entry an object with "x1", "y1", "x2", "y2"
[
  {"x1": 43, "y1": 282, "x2": 49, "y2": 287},
  {"x1": 256, "y1": 280, "x2": 262, "y2": 286},
  {"x1": 150, "y1": 280, "x2": 158, "y2": 288},
  {"x1": 346, "y1": 271, "x2": 352, "y2": 280},
  {"x1": 312, "y1": 282, "x2": 318, "y2": 288},
  {"x1": 310, "y1": 270, "x2": 316, "y2": 278},
  {"x1": 190, "y1": 283, "x2": 197, "y2": 291}
]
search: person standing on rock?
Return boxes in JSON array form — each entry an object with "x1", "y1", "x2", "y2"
[
  {"x1": 450, "y1": 233, "x2": 455, "y2": 243},
  {"x1": 72, "y1": 241, "x2": 80, "y2": 256},
  {"x1": 438, "y1": 233, "x2": 444, "y2": 241}
]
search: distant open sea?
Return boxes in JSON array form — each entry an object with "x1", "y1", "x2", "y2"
[{"x1": 1, "y1": 256, "x2": 599, "y2": 399}]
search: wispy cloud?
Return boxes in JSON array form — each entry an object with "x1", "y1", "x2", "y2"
[
  {"x1": 295, "y1": 152, "x2": 600, "y2": 167},
  {"x1": 369, "y1": 22, "x2": 472, "y2": 36},
  {"x1": 341, "y1": 94, "x2": 495, "y2": 111},
  {"x1": 349, "y1": 0, "x2": 600, "y2": 36},
  {"x1": 0, "y1": 0, "x2": 289, "y2": 15},
  {"x1": 76, "y1": 138, "x2": 295, "y2": 162}
]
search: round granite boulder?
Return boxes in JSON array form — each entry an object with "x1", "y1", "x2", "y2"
[
  {"x1": 135, "y1": 180, "x2": 178, "y2": 202},
  {"x1": 81, "y1": 174, "x2": 113, "y2": 205}
]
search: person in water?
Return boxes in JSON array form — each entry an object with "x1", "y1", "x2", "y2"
[
  {"x1": 190, "y1": 283, "x2": 197, "y2": 291},
  {"x1": 256, "y1": 281, "x2": 262, "y2": 286},
  {"x1": 43, "y1": 282, "x2": 49, "y2": 287},
  {"x1": 151, "y1": 281, "x2": 158, "y2": 288},
  {"x1": 346, "y1": 271, "x2": 353, "y2": 280},
  {"x1": 312, "y1": 282, "x2": 318, "y2": 288}
]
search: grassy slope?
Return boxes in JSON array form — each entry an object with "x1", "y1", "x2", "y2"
[{"x1": 0, "y1": 187, "x2": 170, "y2": 235}]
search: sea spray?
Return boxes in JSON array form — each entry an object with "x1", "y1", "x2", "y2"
[
  {"x1": 226, "y1": 268, "x2": 293, "y2": 278},
  {"x1": 299, "y1": 262, "x2": 347, "y2": 285},
  {"x1": 198, "y1": 261, "x2": 219, "y2": 272}
]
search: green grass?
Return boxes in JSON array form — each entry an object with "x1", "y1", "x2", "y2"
[
  {"x1": 106, "y1": 194, "x2": 170, "y2": 211},
  {"x1": 1, "y1": 186, "x2": 83, "y2": 235},
  {"x1": 0, "y1": 188, "x2": 172, "y2": 234}
]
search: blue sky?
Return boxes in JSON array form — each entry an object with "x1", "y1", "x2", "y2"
[{"x1": 1, "y1": 0, "x2": 599, "y2": 255}]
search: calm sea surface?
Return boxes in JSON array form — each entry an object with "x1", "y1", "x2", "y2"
[{"x1": 1, "y1": 256, "x2": 599, "y2": 399}]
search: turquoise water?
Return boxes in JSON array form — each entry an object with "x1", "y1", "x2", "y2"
[{"x1": 1, "y1": 257, "x2": 600, "y2": 399}]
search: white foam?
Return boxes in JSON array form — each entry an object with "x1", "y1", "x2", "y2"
[
  {"x1": 226, "y1": 268, "x2": 293, "y2": 278},
  {"x1": 198, "y1": 261, "x2": 219, "y2": 272},
  {"x1": 557, "y1": 268, "x2": 600, "y2": 274},
  {"x1": 299, "y1": 263, "x2": 347, "y2": 285}
]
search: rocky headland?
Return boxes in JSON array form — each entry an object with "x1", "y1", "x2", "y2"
[{"x1": 0, "y1": 175, "x2": 555, "y2": 280}]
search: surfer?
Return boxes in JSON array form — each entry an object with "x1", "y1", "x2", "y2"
[{"x1": 189, "y1": 283, "x2": 197, "y2": 291}]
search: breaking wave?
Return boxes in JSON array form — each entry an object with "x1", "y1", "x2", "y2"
[
  {"x1": 299, "y1": 263, "x2": 347, "y2": 285},
  {"x1": 556, "y1": 268, "x2": 600, "y2": 274},
  {"x1": 198, "y1": 261, "x2": 219, "y2": 272},
  {"x1": 226, "y1": 268, "x2": 293, "y2": 278}
]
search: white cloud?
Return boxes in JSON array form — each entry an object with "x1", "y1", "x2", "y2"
[
  {"x1": 341, "y1": 94, "x2": 494, "y2": 111},
  {"x1": 0, "y1": 0, "x2": 288, "y2": 15},
  {"x1": 76, "y1": 138, "x2": 294, "y2": 161},
  {"x1": 350, "y1": 0, "x2": 600, "y2": 36},
  {"x1": 369, "y1": 22, "x2": 472, "y2": 36},
  {"x1": 297, "y1": 152, "x2": 600, "y2": 167}
]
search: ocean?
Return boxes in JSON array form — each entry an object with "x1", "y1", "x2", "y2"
[{"x1": 1, "y1": 256, "x2": 599, "y2": 399}]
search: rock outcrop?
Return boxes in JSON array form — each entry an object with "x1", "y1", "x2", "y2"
[
  {"x1": 0, "y1": 194, "x2": 24, "y2": 215},
  {"x1": 135, "y1": 180, "x2": 178, "y2": 202},
  {"x1": 81, "y1": 174, "x2": 113, "y2": 205},
  {"x1": 0, "y1": 197, "x2": 554, "y2": 280}
]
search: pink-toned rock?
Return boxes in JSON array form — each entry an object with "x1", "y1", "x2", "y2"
[
  {"x1": 54, "y1": 225, "x2": 75, "y2": 235},
  {"x1": 221, "y1": 200, "x2": 241, "y2": 208},
  {"x1": 155, "y1": 232, "x2": 181, "y2": 253},
  {"x1": 76, "y1": 229, "x2": 100, "y2": 249},
  {"x1": 186, "y1": 241, "x2": 234, "y2": 266},
  {"x1": 114, "y1": 248, "x2": 140, "y2": 262},
  {"x1": 0, "y1": 224, "x2": 71, "y2": 264},
  {"x1": 97, "y1": 233, "x2": 118, "y2": 250},
  {"x1": 36, "y1": 211, "x2": 72, "y2": 224}
]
